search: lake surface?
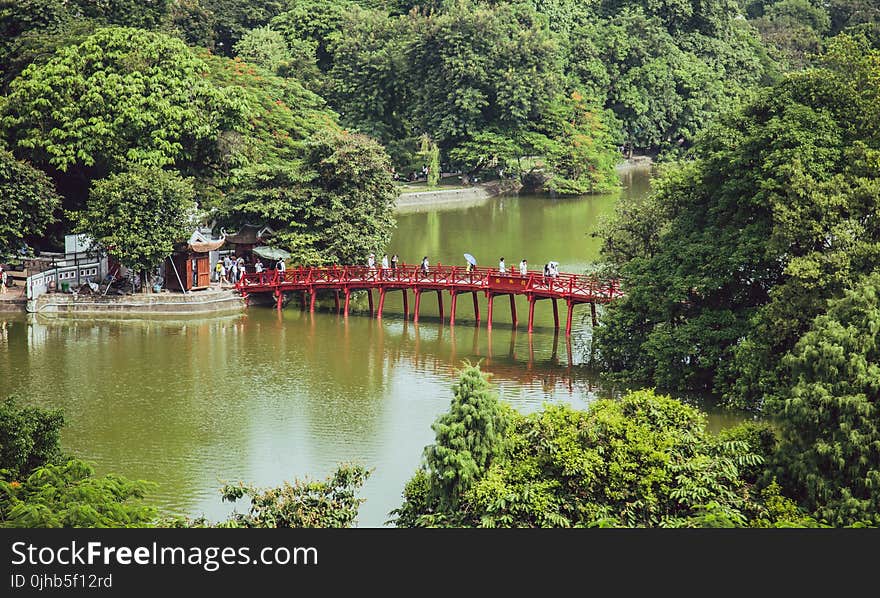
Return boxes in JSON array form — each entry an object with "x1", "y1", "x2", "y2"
[{"x1": 0, "y1": 165, "x2": 739, "y2": 526}]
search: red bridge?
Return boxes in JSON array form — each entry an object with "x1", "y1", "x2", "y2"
[{"x1": 236, "y1": 265, "x2": 623, "y2": 335}]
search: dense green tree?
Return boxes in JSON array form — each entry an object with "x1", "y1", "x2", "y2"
[
  {"x1": 327, "y1": 7, "x2": 411, "y2": 143},
  {"x1": 162, "y1": 0, "x2": 217, "y2": 49},
  {"x1": 599, "y1": 0, "x2": 740, "y2": 36},
  {"x1": 391, "y1": 364, "x2": 512, "y2": 526},
  {"x1": 77, "y1": 167, "x2": 197, "y2": 282},
  {"x1": 219, "y1": 129, "x2": 397, "y2": 264},
  {"x1": 0, "y1": 149, "x2": 62, "y2": 255},
  {"x1": 393, "y1": 384, "x2": 770, "y2": 527},
  {"x1": 0, "y1": 397, "x2": 157, "y2": 528},
  {"x1": 216, "y1": 464, "x2": 370, "y2": 527},
  {"x1": 752, "y1": 0, "x2": 830, "y2": 69},
  {"x1": 271, "y1": 0, "x2": 352, "y2": 73},
  {"x1": 539, "y1": 91, "x2": 620, "y2": 194},
  {"x1": 202, "y1": 0, "x2": 286, "y2": 54},
  {"x1": 1, "y1": 27, "x2": 242, "y2": 212},
  {"x1": 770, "y1": 273, "x2": 880, "y2": 526},
  {"x1": 0, "y1": 460, "x2": 157, "y2": 528},
  {"x1": 595, "y1": 34, "x2": 880, "y2": 409},
  {"x1": 0, "y1": 397, "x2": 63, "y2": 481},
  {"x1": 233, "y1": 25, "x2": 293, "y2": 73},
  {"x1": 572, "y1": 9, "x2": 764, "y2": 153},
  {"x1": 405, "y1": 1, "x2": 562, "y2": 152}
]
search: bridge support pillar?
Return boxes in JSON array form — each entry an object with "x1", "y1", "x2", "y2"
[
  {"x1": 367, "y1": 289, "x2": 374, "y2": 317},
  {"x1": 344, "y1": 289, "x2": 351, "y2": 317},
  {"x1": 552, "y1": 298, "x2": 559, "y2": 330},
  {"x1": 437, "y1": 290, "x2": 444, "y2": 321},
  {"x1": 377, "y1": 288, "x2": 386, "y2": 319},
  {"x1": 275, "y1": 289, "x2": 283, "y2": 311},
  {"x1": 527, "y1": 295, "x2": 536, "y2": 333},
  {"x1": 590, "y1": 302, "x2": 598, "y2": 327},
  {"x1": 449, "y1": 291, "x2": 458, "y2": 326},
  {"x1": 309, "y1": 289, "x2": 316, "y2": 312},
  {"x1": 487, "y1": 293, "x2": 494, "y2": 330},
  {"x1": 509, "y1": 294, "x2": 517, "y2": 328},
  {"x1": 472, "y1": 292, "x2": 480, "y2": 324},
  {"x1": 402, "y1": 289, "x2": 409, "y2": 318},
  {"x1": 413, "y1": 289, "x2": 421, "y2": 323},
  {"x1": 565, "y1": 300, "x2": 574, "y2": 336}
]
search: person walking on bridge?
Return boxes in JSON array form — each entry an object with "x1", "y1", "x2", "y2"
[
  {"x1": 420, "y1": 256, "x2": 430, "y2": 278},
  {"x1": 519, "y1": 258, "x2": 528, "y2": 276},
  {"x1": 391, "y1": 254, "x2": 399, "y2": 271},
  {"x1": 498, "y1": 257, "x2": 506, "y2": 274}
]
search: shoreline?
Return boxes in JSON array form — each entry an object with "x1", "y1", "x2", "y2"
[
  {"x1": 395, "y1": 157, "x2": 654, "y2": 212},
  {"x1": 26, "y1": 287, "x2": 244, "y2": 316}
]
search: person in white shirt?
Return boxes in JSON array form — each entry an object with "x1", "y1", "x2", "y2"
[
  {"x1": 254, "y1": 261, "x2": 264, "y2": 283},
  {"x1": 498, "y1": 257, "x2": 506, "y2": 274},
  {"x1": 519, "y1": 259, "x2": 528, "y2": 275}
]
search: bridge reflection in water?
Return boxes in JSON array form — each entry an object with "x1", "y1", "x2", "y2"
[{"x1": 279, "y1": 305, "x2": 605, "y2": 399}]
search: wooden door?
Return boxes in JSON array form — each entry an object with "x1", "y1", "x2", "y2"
[{"x1": 195, "y1": 256, "x2": 211, "y2": 289}]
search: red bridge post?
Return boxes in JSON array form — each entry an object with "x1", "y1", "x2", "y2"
[
  {"x1": 377, "y1": 288, "x2": 386, "y2": 319},
  {"x1": 486, "y1": 292, "x2": 494, "y2": 329},
  {"x1": 449, "y1": 291, "x2": 458, "y2": 326},
  {"x1": 472, "y1": 292, "x2": 480, "y2": 324},
  {"x1": 413, "y1": 288, "x2": 421, "y2": 323}
]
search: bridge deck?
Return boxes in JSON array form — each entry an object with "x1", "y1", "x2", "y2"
[{"x1": 236, "y1": 265, "x2": 622, "y2": 335}]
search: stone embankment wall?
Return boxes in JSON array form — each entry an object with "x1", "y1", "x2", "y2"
[{"x1": 29, "y1": 288, "x2": 244, "y2": 315}]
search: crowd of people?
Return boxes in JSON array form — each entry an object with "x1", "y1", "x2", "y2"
[
  {"x1": 220, "y1": 250, "x2": 561, "y2": 286},
  {"x1": 214, "y1": 253, "x2": 287, "y2": 286},
  {"x1": 366, "y1": 253, "x2": 560, "y2": 280}
]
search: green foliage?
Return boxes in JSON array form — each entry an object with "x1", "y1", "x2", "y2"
[
  {"x1": 595, "y1": 36, "x2": 880, "y2": 409},
  {"x1": 0, "y1": 149, "x2": 61, "y2": 255},
  {"x1": 77, "y1": 167, "x2": 197, "y2": 275},
  {"x1": 214, "y1": 464, "x2": 370, "y2": 527},
  {"x1": 233, "y1": 26, "x2": 293, "y2": 74},
  {"x1": 769, "y1": 273, "x2": 880, "y2": 526},
  {"x1": 391, "y1": 364, "x2": 511, "y2": 525},
  {"x1": 219, "y1": 129, "x2": 397, "y2": 264},
  {"x1": 541, "y1": 91, "x2": 620, "y2": 194},
  {"x1": 405, "y1": 1, "x2": 563, "y2": 152},
  {"x1": 748, "y1": 480, "x2": 826, "y2": 527},
  {"x1": 0, "y1": 460, "x2": 157, "y2": 528},
  {"x1": 417, "y1": 133, "x2": 440, "y2": 187},
  {"x1": 162, "y1": 0, "x2": 217, "y2": 49},
  {"x1": 202, "y1": 0, "x2": 286, "y2": 55},
  {"x1": 326, "y1": 7, "x2": 411, "y2": 141},
  {"x1": 0, "y1": 397, "x2": 64, "y2": 480},
  {"x1": 271, "y1": 0, "x2": 352, "y2": 73},
  {"x1": 1, "y1": 26, "x2": 242, "y2": 207},
  {"x1": 0, "y1": 398, "x2": 156, "y2": 528},
  {"x1": 572, "y1": 9, "x2": 765, "y2": 154},
  {"x1": 394, "y1": 386, "x2": 767, "y2": 527}
]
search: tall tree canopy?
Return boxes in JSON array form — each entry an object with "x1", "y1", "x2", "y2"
[
  {"x1": 0, "y1": 148, "x2": 61, "y2": 254},
  {"x1": 0, "y1": 27, "x2": 242, "y2": 211},
  {"x1": 595, "y1": 34, "x2": 880, "y2": 410},
  {"x1": 770, "y1": 272, "x2": 880, "y2": 526}
]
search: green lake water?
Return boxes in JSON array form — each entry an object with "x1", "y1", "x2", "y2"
[{"x1": 0, "y1": 165, "x2": 743, "y2": 526}]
